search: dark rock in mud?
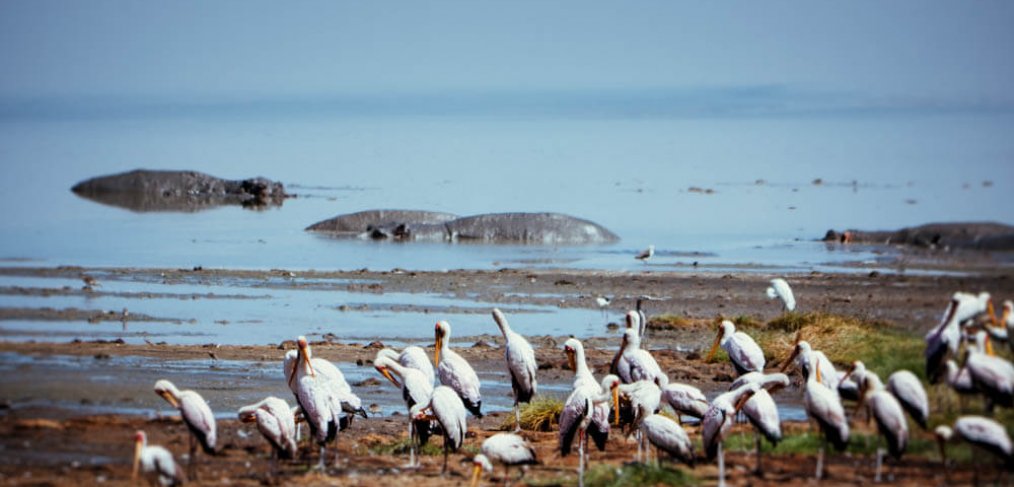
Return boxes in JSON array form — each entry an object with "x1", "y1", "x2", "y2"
[
  {"x1": 71, "y1": 169, "x2": 287, "y2": 212},
  {"x1": 307, "y1": 210, "x2": 620, "y2": 245},
  {"x1": 823, "y1": 222, "x2": 1014, "y2": 251}
]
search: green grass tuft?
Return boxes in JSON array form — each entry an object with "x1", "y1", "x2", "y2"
[
  {"x1": 499, "y1": 395, "x2": 565, "y2": 432},
  {"x1": 584, "y1": 463, "x2": 697, "y2": 487},
  {"x1": 647, "y1": 314, "x2": 693, "y2": 330},
  {"x1": 367, "y1": 437, "x2": 445, "y2": 456}
]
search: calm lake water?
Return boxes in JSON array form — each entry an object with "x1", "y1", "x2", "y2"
[{"x1": 1, "y1": 98, "x2": 1010, "y2": 273}]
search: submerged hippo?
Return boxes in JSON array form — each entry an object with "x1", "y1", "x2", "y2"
[
  {"x1": 307, "y1": 210, "x2": 620, "y2": 245},
  {"x1": 823, "y1": 222, "x2": 1014, "y2": 251},
  {"x1": 72, "y1": 169, "x2": 287, "y2": 212}
]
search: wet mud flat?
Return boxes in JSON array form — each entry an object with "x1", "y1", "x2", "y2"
[{"x1": 1, "y1": 265, "x2": 1012, "y2": 485}]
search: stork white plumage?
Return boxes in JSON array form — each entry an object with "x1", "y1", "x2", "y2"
[
  {"x1": 284, "y1": 336, "x2": 346, "y2": 468},
  {"x1": 803, "y1": 358, "x2": 849, "y2": 480},
  {"x1": 375, "y1": 353, "x2": 435, "y2": 467},
  {"x1": 886, "y1": 370, "x2": 929, "y2": 430},
  {"x1": 640, "y1": 414, "x2": 695, "y2": 467},
  {"x1": 613, "y1": 326, "x2": 667, "y2": 385},
  {"x1": 925, "y1": 293, "x2": 966, "y2": 384},
  {"x1": 559, "y1": 375, "x2": 620, "y2": 487},
  {"x1": 635, "y1": 244, "x2": 654, "y2": 263},
  {"x1": 411, "y1": 385, "x2": 468, "y2": 474},
  {"x1": 766, "y1": 278, "x2": 796, "y2": 312},
  {"x1": 377, "y1": 345, "x2": 436, "y2": 386},
  {"x1": 729, "y1": 372, "x2": 788, "y2": 474},
  {"x1": 635, "y1": 296, "x2": 650, "y2": 341},
  {"x1": 965, "y1": 331, "x2": 1014, "y2": 411},
  {"x1": 707, "y1": 319, "x2": 765, "y2": 376},
  {"x1": 702, "y1": 382, "x2": 761, "y2": 487},
  {"x1": 945, "y1": 359, "x2": 977, "y2": 403},
  {"x1": 659, "y1": 382, "x2": 709, "y2": 423},
  {"x1": 492, "y1": 309, "x2": 538, "y2": 432},
  {"x1": 153, "y1": 379, "x2": 216, "y2": 479},
  {"x1": 935, "y1": 416, "x2": 1013, "y2": 482},
  {"x1": 782, "y1": 338, "x2": 840, "y2": 392},
  {"x1": 238, "y1": 396, "x2": 297, "y2": 476},
  {"x1": 470, "y1": 433, "x2": 538, "y2": 487},
  {"x1": 617, "y1": 379, "x2": 662, "y2": 463},
  {"x1": 435, "y1": 320, "x2": 483, "y2": 417},
  {"x1": 133, "y1": 430, "x2": 185, "y2": 487},
  {"x1": 610, "y1": 311, "x2": 641, "y2": 379},
  {"x1": 856, "y1": 370, "x2": 909, "y2": 482},
  {"x1": 563, "y1": 338, "x2": 611, "y2": 452}
]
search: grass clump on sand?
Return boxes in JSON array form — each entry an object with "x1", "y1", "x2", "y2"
[
  {"x1": 366, "y1": 437, "x2": 471, "y2": 456},
  {"x1": 754, "y1": 312, "x2": 923, "y2": 380},
  {"x1": 584, "y1": 463, "x2": 697, "y2": 487},
  {"x1": 499, "y1": 395, "x2": 564, "y2": 432},
  {"x1": 648, "y1": 314, "x2": 693, "y2": 330}
]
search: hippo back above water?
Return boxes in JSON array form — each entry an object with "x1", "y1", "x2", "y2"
[{"x1": 307, "y1": 210, "x2": 619, "y2": 245}]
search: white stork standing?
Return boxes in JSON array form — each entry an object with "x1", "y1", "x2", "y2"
[
  {"x1": 563, "y1": 338, "x2": 611, "y2": 452},
  {"x1": 153, "y1": 379, "x2": 216, "y2": 479},
  {"x1": 635, "y1": 244, "x2": 654, "y2": 263},
  {"x1": 284, "y1": 337, "x2": 347, "y2": 468},
  {"x1": 935, "y1": 416, "x2": 1013, "y2": 483},
  {"x1": 640, "y1": 413, "x2": 695, "y2": 467},
  {"x1": 613, "y1": 326, "x2": 667, "y2": 385},
  {"x1": 965, "y1": 331, "x2": 1014, "y2": 411},
  {"x1": 374, "y1": 353, "x2": 435, "y2": 467},
  {"x1": 435, "y1": 320, "x2": 483, "y2": 417},
  {"x1": 856, "y1": 370, "x2": 909, "y2": 482},
  {"x1": 238, "y1": 397, "x2": 298, "y2": 477},
  {"x1": 491, "y1": 308, "x2": 538, "y2": 431},
  {"x1": 411, "y1": 385, "x2": 468, "y2": 474},
  {"x1": 730, "y1": 372, "x2": 789, "y2": 475},
  {"x1": 702, "y1": 382, "x2": 761, "y2": 487},
  {"x1": 707, "y1": 319, "x2": 766, "y2": 376},
  {"x1": 133, "y1": 430, "x2": 185, "y2": 487},
  {"x1": 470, "y1": 432, "x2": 538, "y2": 487},
  {"x1": 803, "y1": 359, "x2": 849, "y2": 480},
  {"x1": 377, "y1": 345, "x2": 435, "y2": 386},
  {"x1": 559, "y1": 374, "x2": 620, "y2": 487},
  {"x1": 659, "y1": 381, "x2": 709, "y2": 423},
  {"x1": 617, "y1": 379, "x2": 662, "y2": 463},
  {"x1": 782, "y1": 338, "x2": 840, "y2": 392},
  {"x1": 766, "y1": 278, "x2": 796, "y2": 312}
]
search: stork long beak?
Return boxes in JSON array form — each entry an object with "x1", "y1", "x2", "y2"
[
  {"x1": 780, "y1": 346, "x2": 800, "y2": 373},
  {"x1": 566, "y1": 348, "x2": 576, "y2": 372},
  {"x1": 987, "y1": 299, "x2": 998, "y2": 327},
  {"x1": 288, "y1": 344, "x2": 315, "y2": 387},
  {"x1": 132, "y1": 439, "x2": 142, "y2": 480},
  {"x1": 986, "y1": 334, "x2": 996, "y2": 356},
  {"x1": 470, "y1": 463, "x2": 482, "y2": 487},
  {"x1": 157, "y1": 390, "x2": 179, "y2": 409},
  {"x1": 434, "y1": 332, "x2": 443, "y2": 366},
  {"x1": 854, "y1": 378, "x2": 867, "y2": 416},
  {"x1": 815, "y1": 359, "x2": 823, "y2": 384},
  {"x1": 612, "y1": 384, "x2": 620, "y2": 425},
  {"x1": 705, "y1": 327, "x2": 722, "y2": 362},
  {"x1": 378, "y1": 367, "x2": 401, "y2": 388},
  {"x1": 239, "y1": 411, "x2": 257, "y2": 423}
]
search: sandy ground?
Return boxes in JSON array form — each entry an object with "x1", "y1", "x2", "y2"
[{"x1": 1, "y1": 265, "x2": 1013, "y2": 485}]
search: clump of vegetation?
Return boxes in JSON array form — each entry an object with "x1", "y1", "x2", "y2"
[
  {"x1": 584, "y1": 463, "x2": 697, "y2": 486},
  {"x1": 754, "y1": 312, "x2": 923, "y2": 380},
  {"x1": 367, "y1": 437, "x2": 446, "y2": 456},
  {"x1": 500, "y1": 395, "x2": 564, "y2": 432},
  {"x1": 647, "y1": 314, "x2": 693, "y2": 330}
]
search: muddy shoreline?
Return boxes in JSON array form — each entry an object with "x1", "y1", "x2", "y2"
[{"x1": 1, "y1": 264, "x2": 1012, "y2": 485}]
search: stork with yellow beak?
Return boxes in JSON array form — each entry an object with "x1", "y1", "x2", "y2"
[
  {"x1": 470, "y1": 433, "x2": 538, "y2": 487},
  {"x1": 238, "y1": 396, "x2": 298, "y2": 477},
  {"x1": 375, "y1": 351, "x2": 435, "y2": 467},
  {"x1": 435, "y1": 320, "x2": 483, "y2": 417},
  {"x1": 702, "y1": 382, "x2": 761, "y2": 487},
  {"x1": 283, "y1": 336, "x2": 344, "y2": 468},
  {"x1": 559, "y1": 374, "x2": 621, "y2": 487},
  {"x1": 133, "y1": 430, "x2": 185, "y2": 486},
  {"x1": 153, "y1": 379, "x2": 216, "y2": 480},
  {"x1": 706, "y1": 319, "x2": 765, "y2": 376}
]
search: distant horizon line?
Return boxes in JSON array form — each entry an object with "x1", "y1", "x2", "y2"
[{"x1": 2, "y1": 85, "x2": 1012, "y2": 121}]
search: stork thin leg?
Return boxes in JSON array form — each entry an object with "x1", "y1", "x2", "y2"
[
  {"x1": 188, "y1": 434, "x2": 198, "y2": 481},
  {"x1": 875, "y1": 447, "x2": 884, "y2": 483},
  {"x1": 317, "y1": 445, "x2": 326, "y2": 471},
  {"x1": 514, "y1": 399, "x2": 522, "y2": 433},
  {"x1": 578, "y1": 429, "x2": 586, "y2": 487},
  {"x1": 717, "y1": 442, "x2": 726, "y2": 487},
  {"x1": 816, "y1": 438, "x2": 825, "y2": 480},
  {"x1": 333, "y1": 434, "x2": 341, "y2": 468},
  {"x1": 443, "y1": 439, "x2": 449, "y2": 475},
  {"x1": 754, "y1": 432, "x2": 762, "y2": 476},
  {"x1": 636, "y1": 429, "x2": 643, "y2": 463}
]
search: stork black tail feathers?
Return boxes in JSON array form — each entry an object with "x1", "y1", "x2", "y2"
[{"x1": 464, "y1": 399, "x2": 483, "y2": 418}]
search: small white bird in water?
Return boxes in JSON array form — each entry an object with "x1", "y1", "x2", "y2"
[
  {"x1": 766, "y1": 278, "x2": 796, "y2": 312},
  {"x1": 133, "y1": 430, "x2": 185, "y2": 487},
  {"x1": 635, "y1": 245, "x2": 654, "y2": 263}
]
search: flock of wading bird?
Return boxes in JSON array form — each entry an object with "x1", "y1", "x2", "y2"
[{"x1": 131, "y1": 278, "x2": 1014, "y2": 486}]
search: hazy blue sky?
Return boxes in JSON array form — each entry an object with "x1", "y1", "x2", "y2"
[{"x1": 1, "y1": 1, "x2": 1012, "y2": 106}]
